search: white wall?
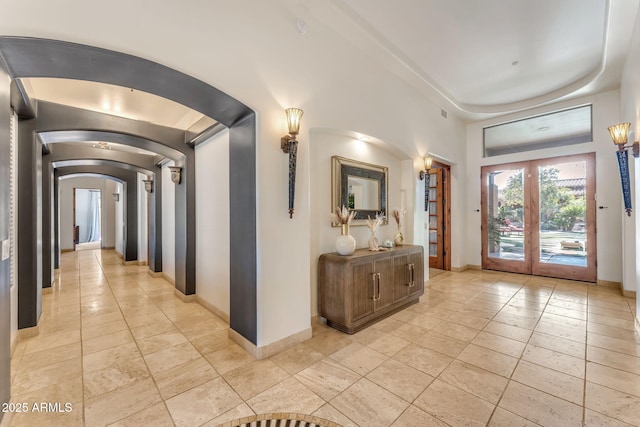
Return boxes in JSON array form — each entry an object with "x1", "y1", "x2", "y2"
[
  {"x1": 619, "y1": 7, "x2": 640, "y2": 321},
  {"x1": 309, "y1": 131, "x2": 410, "y2": 317},
  {"x1": 114, "y1": 182, "x2": 124, "y2": 255},
  {"x1": 195, "y1": 129, "x2": 230, "y2": 319},
  {"x1": 59, "y1": 177, "x2": 116, "y2": 251},
  {"x1": 1, "y1": 0, "x2": 467, "y2": 348},
  {"x1": 137, "y1": 173, "x2": 148, "y2": 264},
  {"x1": 161, "y1": 163, "x2": 176, "y2": 283},
  {"x1": 466, "y1": 90, "x2": 623, "y2": 283}
]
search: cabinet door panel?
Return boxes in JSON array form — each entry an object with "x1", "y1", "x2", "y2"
[
  {"x1": 409, "y1": 250, "x2": 424, "y2": 296},
  {"x1": 393, "y1": 254, "x2": 412, "y2": 302},
  {"x1": 352, "y1": 262, "x2": 375, "y2": 321},
  {"x1": 375, "y1": 257, "x2": 395, "y2": 310}
]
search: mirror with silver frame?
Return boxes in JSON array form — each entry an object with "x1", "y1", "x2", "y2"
[{"x1": 332, "y1": 156, "x2": 388, "y2": 226}]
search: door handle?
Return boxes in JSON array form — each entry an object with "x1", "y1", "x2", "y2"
[
  {"x1": 376, "y1": 273, "x2": 381, "y2": 301},
  {"x1": 372, "y1": 273, "x2": 378, "y2": 301},
  {"x1": 409, "y1": 263, "x2": 415, "y2": 287}
]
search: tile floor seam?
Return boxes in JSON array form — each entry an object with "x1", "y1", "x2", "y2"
[
  {"x1": 89, "y1": 251, "x2": 177, "y2": 427},
  {"x1": 11, "y1": 258, "x2": 640, "y2": 426}
]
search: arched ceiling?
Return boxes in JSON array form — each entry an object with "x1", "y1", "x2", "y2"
[{"x1": 322, "y1": 0, "x2": 639, "y2": 118}]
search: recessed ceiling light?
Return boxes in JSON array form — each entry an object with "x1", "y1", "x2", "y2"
[
  {"x1": 512, "y1": 60, "x2": 519, "y2": 66},
  {"x1": 537, "y1": 126, "x2": 550, "y2": 131}
]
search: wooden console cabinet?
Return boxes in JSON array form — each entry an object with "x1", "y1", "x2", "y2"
[{"x1": 318, "y1": 245, "x2": 424, "y2": 334}]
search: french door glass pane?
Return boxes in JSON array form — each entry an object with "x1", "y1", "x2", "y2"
[
  {"x1": 429, "y1": 244, "x2": 437, "y2": 257},
  {"x1": 538, "y1": 161, "x2": 587, "y2": 267},
  {"x1": 487, "y1": 168, "x2": 525, "y2": 260},
  {"x1": 429, "y1": 216, "x2": 437, "y2": 229}
]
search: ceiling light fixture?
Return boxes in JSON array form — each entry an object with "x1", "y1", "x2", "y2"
[
  {"x1": 607, "y1": 122, "x2": 639, "y2": 216},
  {"x1": 93, "y1": 141, "x2": 111, "y2": 150}
]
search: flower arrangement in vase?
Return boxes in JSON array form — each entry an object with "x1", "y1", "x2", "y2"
[
  {"x1": 332, "y1": 206, "x2": 356, "y2": 256},
  {"x1": 366, "y1": 212, "x2": 386, "y2": 251},
  {"x1": 393, "y1": 209, "x2": 405, "y2": 246}
]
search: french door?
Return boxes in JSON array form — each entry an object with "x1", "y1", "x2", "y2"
[
  {"x1": 427, "y1": 163, "x2": 451, "y2": 270},
  {"x1": 481, "y1": 153, "x2": 596, "y2": 282}
]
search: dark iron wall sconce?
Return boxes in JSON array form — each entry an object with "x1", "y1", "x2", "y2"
[
  {"x1": 608, "y1": 122, "x2": 639, "y2": 216},
  {"x1": 418, "y1": 156, "x2": 434, "y2": 211},
  {"x1": 168, "y1": 166, "x2": 182, "y2": 185},
  {"x1": 280, "y1": 108, "x2": 304, "y2": 218},
  {"x1": 142, "y1": 179, "x2": 154, "y2": 193}
]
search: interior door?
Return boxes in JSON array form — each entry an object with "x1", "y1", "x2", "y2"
[
  {"x1": 481, "y1": 154, "x2": 596, "y2": 282},
  {"x1": 428, "y1": 168, "x2": 451, "y2": 270}
]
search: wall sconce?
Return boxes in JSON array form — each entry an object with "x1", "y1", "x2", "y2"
[
  {"x1": 280, "y1": 108, "x2": 304, "y2": 218},
  {"x1": 142, "y1": 179, "x2": 154, "y2": 193},
  {"x1": 608, "y1": 123, "x2": 639, "y2": 216},
  {"x1": 168, "y1": 166, "x2": 182, "y2": 185},
  {"x1": 418, "y1": 156, "x2": 434, "y2": 211},
  {"x1": 112, "y1": 193, "x2": 120, "y2": 202}
]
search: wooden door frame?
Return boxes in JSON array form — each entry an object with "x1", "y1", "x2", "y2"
[
  {"x1": 530, "y1": 153, "x2": 596, "y2": 282},
  {"x1": 481, "y1": 154, "x2": 596, "y2": 281},
  {"x1": 481, "y1": 161, "x2": 532, "y2": 274},
  {"x1": 428, "y1": 161, "x2": 451, "y2": 271}
]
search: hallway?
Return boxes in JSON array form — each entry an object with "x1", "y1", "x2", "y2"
[{"x1": 6, "y1": 250, "x2": 640, "y2": 426}]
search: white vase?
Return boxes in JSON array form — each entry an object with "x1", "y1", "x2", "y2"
[{"x1": 336, "y1": 224, "x2": 356, "y2": 256}]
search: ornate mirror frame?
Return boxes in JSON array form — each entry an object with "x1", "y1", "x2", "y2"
[{"x1": 331, "y1": 156, "x2": 388, "y2": 226}]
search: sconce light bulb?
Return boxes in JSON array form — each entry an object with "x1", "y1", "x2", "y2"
[
  {"x1": 608, "y1": 122, "x2": 630, "y2": 146},
  {"x1": 424, "y1": 156, "x2": 434, "y2": 170},
  {"x1": 285, "y1": 108, "x2": 304, "y2": 136}
]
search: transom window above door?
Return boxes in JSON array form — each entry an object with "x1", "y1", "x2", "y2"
[{"x1": 483, "y1": 105, "x2": 592, "y2": 157}]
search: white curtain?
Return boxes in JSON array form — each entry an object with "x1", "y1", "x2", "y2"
[{"x1": 77, "y1": 189, "x2": 101, "y2": 243}]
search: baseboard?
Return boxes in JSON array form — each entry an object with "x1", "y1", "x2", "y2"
[
  {"x1": 61, "y1": 248, "x2": 74, "y2": 253},
  {"x1": 17, "y1": 324, "x2": 39, "y2": 340},
  {"x1": 162, "y1": 273, "x2": 175, "y2": 286},
  {"x1": 115, "y1": 250, "x2": 124, "y2": 259},
  {"x1": 101, "y1": 246, "x2": 115, "y2": 250},
  {"x1": 196, "y1": 296, "x2": 230, "y2": 324},
  {"x1": 596, "y1": 279, "x2": 621, "y2": 289},
  {"x1": 173, "y1": 288, "x2": 197, "y2": 303},
  {"x1": 10, "y1": 330, "x2": 19, "y2": 356},
  {"x1": 42, "y1": 286, "x2": 53, "y2": 295},
  {"x1": 451, "y1": 264, "x2": 481, "y2": 272},
  {"x1": 622, "y1": 289, "x2": 637, "y2": 299},
  {"x1": 311, "y1": 315, "x2": 326, "y2": 327},
  {"x1": 147, "y1": 270, "x2": 163, "y2": 278},
  {"x1": 229, "y1": 326, "x2": 313, "y2": 360}
]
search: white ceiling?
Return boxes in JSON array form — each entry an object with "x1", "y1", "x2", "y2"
[
  {"x1": 15, "y1": 0, "x2": 640, "y2": 139},
  {"x1": 23, "y1": 78, "x2": 214, "y2": 131},
  {"x1": 22, "y1": 78, "x2": 218, "y2": 158},
  {"x1": 332, "y1": 0, "x2": 639, "y2": 117}
]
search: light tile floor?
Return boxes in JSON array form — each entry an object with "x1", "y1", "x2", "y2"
[{"x1": 6, "y1": 249, "x2": 640, "y2": 426}]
